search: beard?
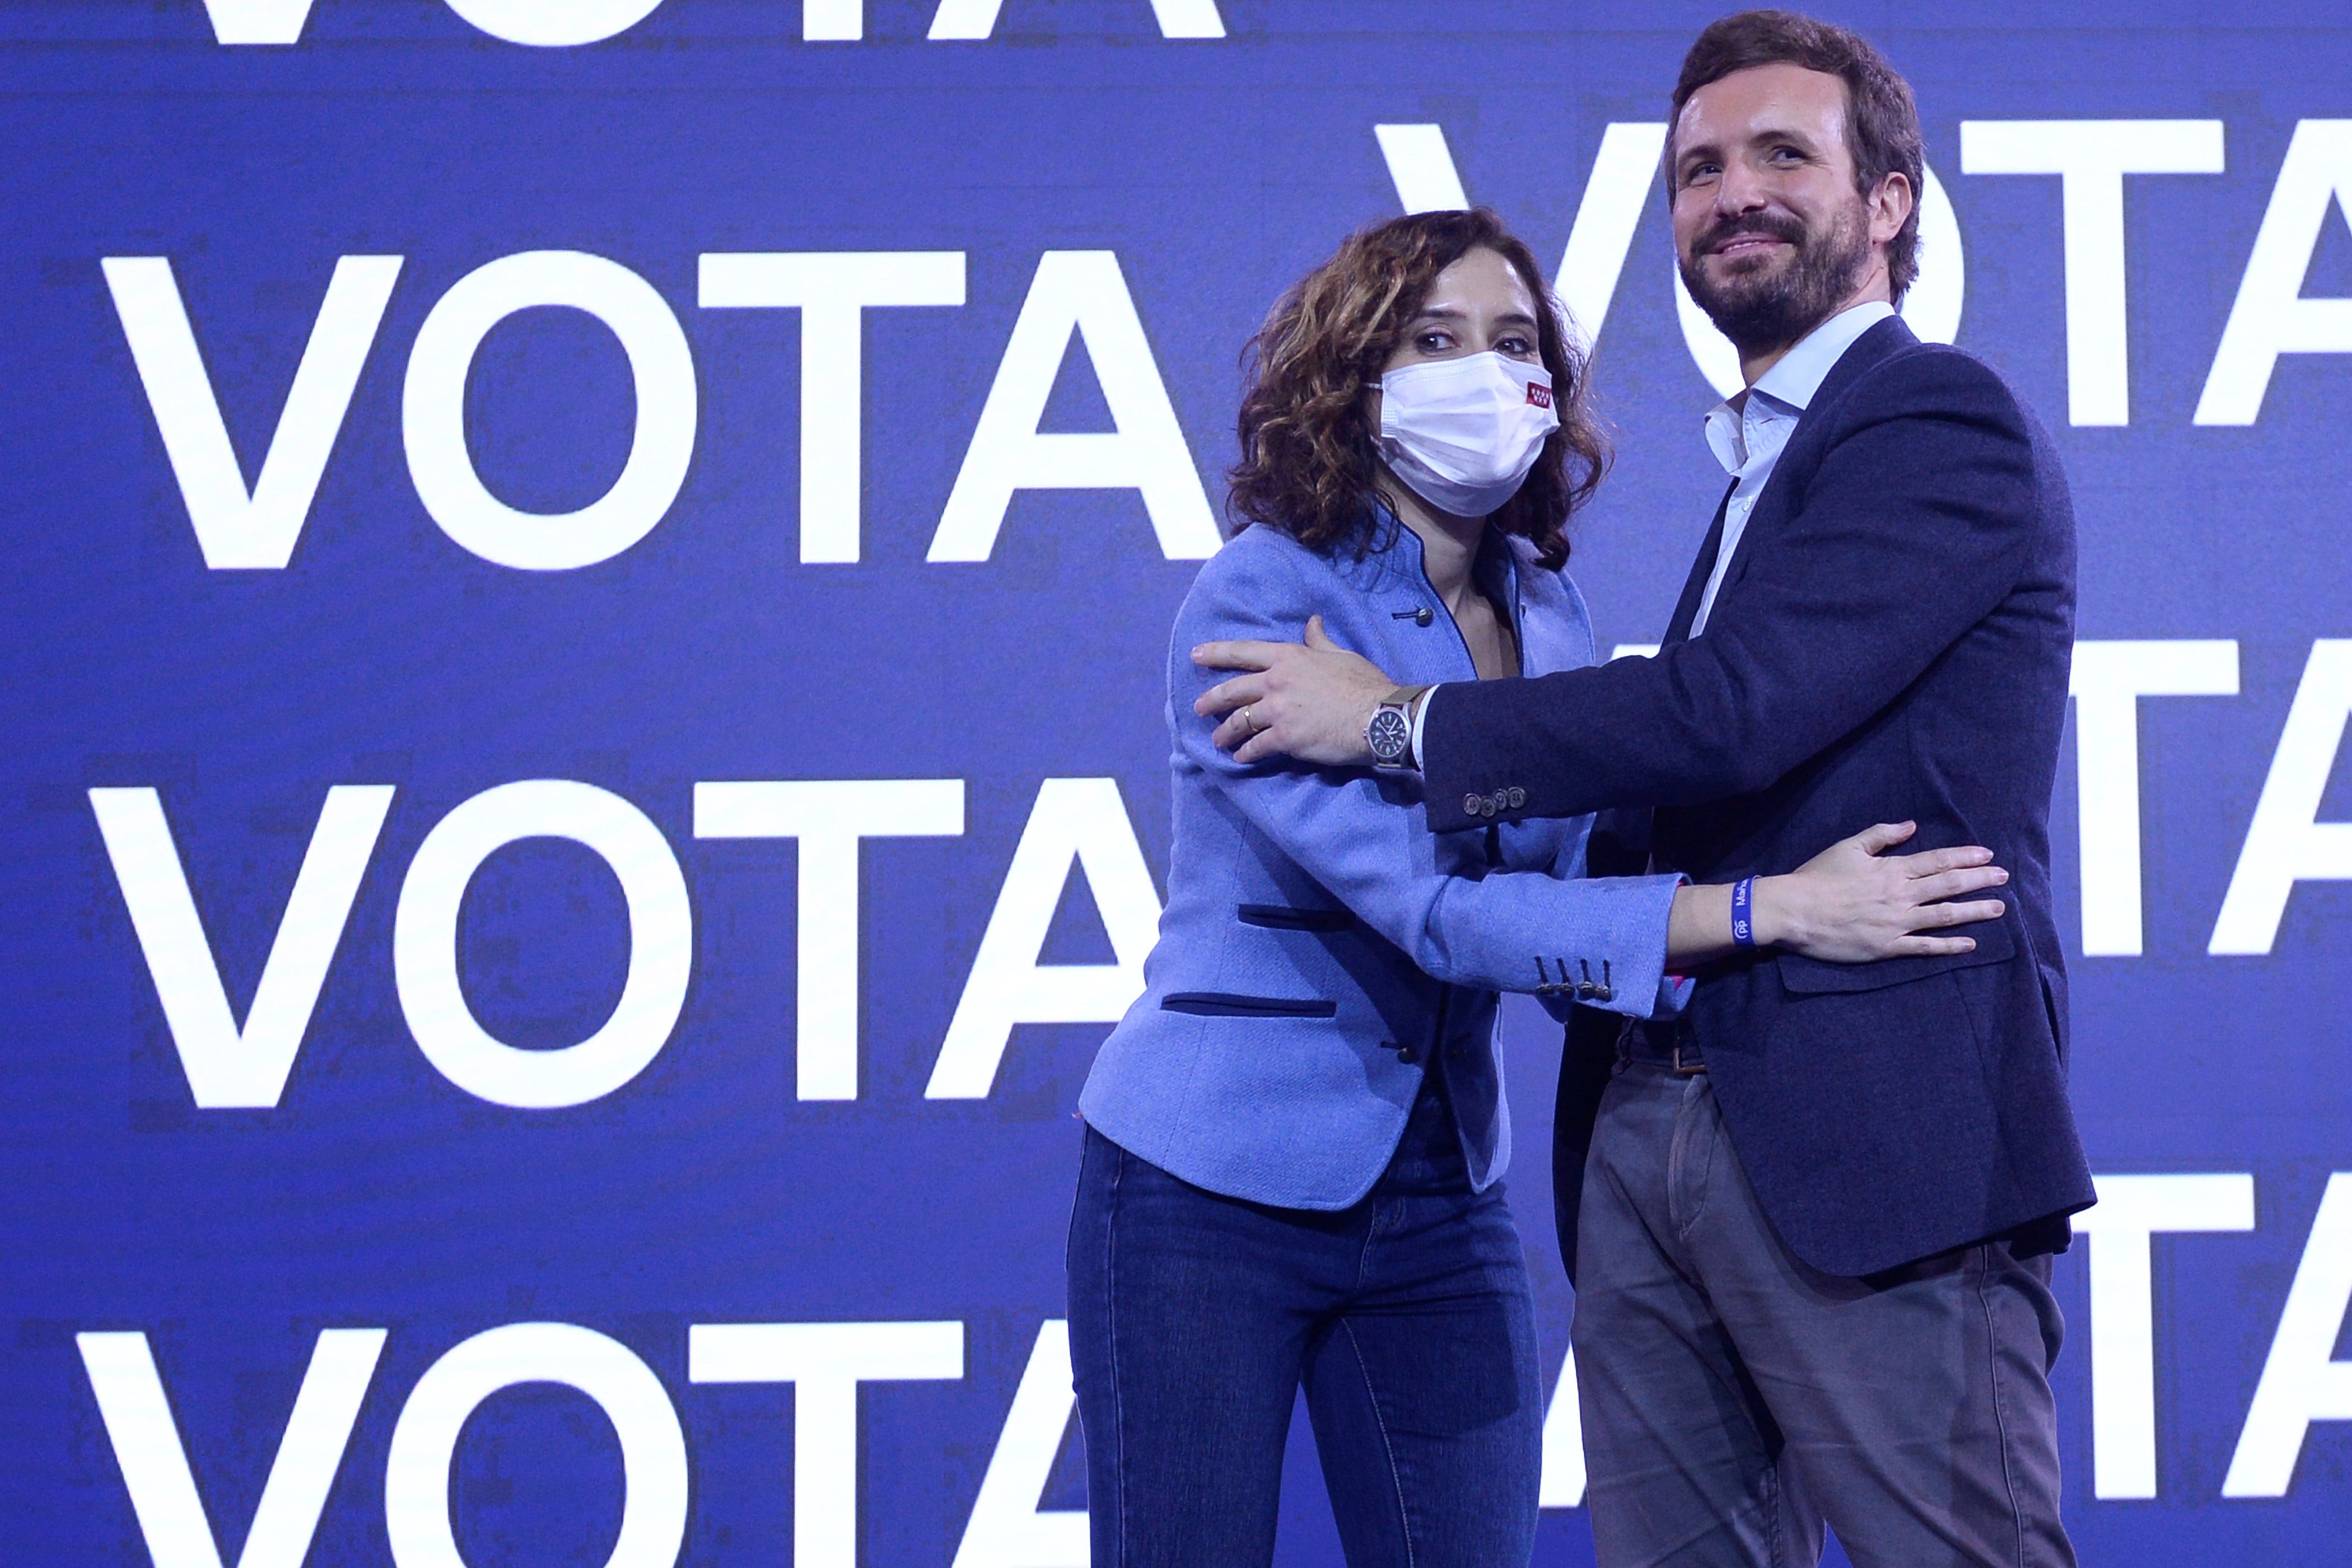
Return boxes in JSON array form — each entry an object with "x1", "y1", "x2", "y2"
[{"x1": 1679, "y1": 198, "x2": 1872, "y2": 357}]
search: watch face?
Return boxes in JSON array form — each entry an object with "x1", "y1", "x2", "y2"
[{"x1": 1368, "y1": 706, "x2": 1412, "y2": 760}]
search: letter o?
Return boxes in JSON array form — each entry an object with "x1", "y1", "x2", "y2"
[
  {"x1": 394, "y1": 780, "x2": 691, "y2": 1108},
  {"x1": 1897, "y1": 165, "x2": 1966, "y2": 347},
  {"x1": 1674, "y1": 164, "x2": 1966, "y2": 399},
  {"x1": 441, "y1": 0, "x2": 668, "y2": 46},
  {"x1": 385, "y1": 1322, "x2": 687, "y2": 1568},
  {"x1": 404, "y1": 251, "x2": 696, "y2": 571}
]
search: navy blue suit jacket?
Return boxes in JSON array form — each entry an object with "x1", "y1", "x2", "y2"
[{"x1": 1422, "y1": 317, "x2": 2097, "y2": 1278}]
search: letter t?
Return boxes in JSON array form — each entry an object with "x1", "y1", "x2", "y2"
[
  {"x1": 2068, "y1": 640, "x2": 2238, "y2": 956},
  {"x1": 1960, "y1": 120, "x2": 2224, "y2": 426},
  {"x1": 690, "y1": 1322, "x2": 965, "y2": 1568},
  {"x1": 699, "y1": 253, "x2": 967, "y2": 562},
  {"x1": 695, "y1": 780, "x2": 965, "y2": 1099},
  {"x1": 2072, "y1": 1174, "x2": 2255, "y2": 1499}
]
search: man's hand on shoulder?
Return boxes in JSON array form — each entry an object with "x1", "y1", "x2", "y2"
[{"x1": 1193, "y1": 616, "x2": 1397, "y2": 766}]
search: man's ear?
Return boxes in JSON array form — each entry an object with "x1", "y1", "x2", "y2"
[{"x1": 1868, "y1": 171, "x2": 1915, "y2": 248}]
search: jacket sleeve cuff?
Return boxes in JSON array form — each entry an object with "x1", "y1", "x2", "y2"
[
  {"x1": 1501, "y1": 870, "x2": 1683, "y2": 1020},
  {"x1": 1594, "y1": 871, "x2": 1686, "y2": 1019},
  {"x1": 1419, "y1": 680, "x2": 1478, "y2": 831}
]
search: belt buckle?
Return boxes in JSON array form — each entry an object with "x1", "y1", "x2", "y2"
[{"x1": 1671, "y1": 1044, "x2": 1706, "y2": 1076}]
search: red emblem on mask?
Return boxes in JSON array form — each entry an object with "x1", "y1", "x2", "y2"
[{"x1": 1525, "y1": 382, "x2": 1553, "y2": 409}]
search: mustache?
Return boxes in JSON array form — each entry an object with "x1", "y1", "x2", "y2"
[{"x1": 1694, "y1": 211, "x2": 1807, "y2": 255}]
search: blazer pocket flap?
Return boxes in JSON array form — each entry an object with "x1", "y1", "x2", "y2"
[
  {"x1": 1776, "y1": 918, "x2": 2016, "y2": 995},
  {"x1": 1237, "y1": 903, "x2": 1357, "y2": 932},
  {"x1": 1161, "y1": 991, "x2": 1338, "y2": 1019}
]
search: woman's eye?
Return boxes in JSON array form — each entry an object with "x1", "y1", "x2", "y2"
[
  {"x1": 1496, "y1": 334, "x2": 1534, "y2": 356},
  {"x1": 1418, "y1": 331, "x2": 1453, "y2": 352}
]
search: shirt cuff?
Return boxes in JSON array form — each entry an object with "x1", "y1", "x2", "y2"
[
  {"x1": 1407, "y1": 684, "x2": 1439, "y2": 771},
  {"x1": 1653, "y1": 968, "x2": 1697, "y2": 1019},
  {"x1": 1647, "y1": 874, "x2": 1696, "y2": 1019}
]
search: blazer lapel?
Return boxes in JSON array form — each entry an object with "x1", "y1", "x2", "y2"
[
  {"x1": 1663, "y1": 479, "x2": 1737, "y2": 646},
  {"x1": 1706, "y1": 315, "x2": 1918, "y2": 613}
]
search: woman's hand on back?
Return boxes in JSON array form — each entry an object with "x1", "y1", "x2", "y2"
[{"x1": 1754, "y1": 822, "x2": 2008, "y2": 964}]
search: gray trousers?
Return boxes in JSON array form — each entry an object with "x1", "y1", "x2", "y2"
[{"x1": 1570, "y1": 1060, "x2": 2076, "y2": 1568}]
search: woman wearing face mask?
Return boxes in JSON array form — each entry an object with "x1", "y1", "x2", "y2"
[{"x1": 1065, "y1": 209, "x2": 2007, "y2": 1567}]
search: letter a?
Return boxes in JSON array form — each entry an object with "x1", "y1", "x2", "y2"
[
  {"x1": 929, "y1": 0, "x2": 1224, "y2": 39},
  {"x1": 2224, "y1": 1173, "x2": 2352, "y2": 1496},
  {"x1": 928, "y1": 778, "x2": 1161, "y2": 1098},
  {"x1": 2196, "y1": 120, "x2": 2352, "y2": 425},
  {"x1": 2210, "y1": 641, "x2": 2352, "y2": 954},
  {"x1": 930, "y1": 252, "x2": 1217, "y2": 562},
  {"x1": 951, "y1": 1321, "x2": 1087, "y2": 1568}
]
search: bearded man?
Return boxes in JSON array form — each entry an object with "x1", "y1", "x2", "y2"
[{"x1": 1192, "y1": 11, "x2": 2093, "y2": 1565}]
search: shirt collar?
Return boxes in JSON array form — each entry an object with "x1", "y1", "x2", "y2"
[
  {"x1": 1750, "y1": 298, "x2": 1896, "y2": 413},
  {"x1": 1701, "y1": 300, "x2": 1897, "y2": 472}
]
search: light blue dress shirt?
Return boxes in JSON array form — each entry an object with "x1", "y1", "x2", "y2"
[{"x1": 1691, "y1": 300, "x2": 1897, "y2": 634}]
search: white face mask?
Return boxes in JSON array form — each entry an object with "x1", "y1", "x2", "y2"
[{"x1": 1376, "y1": 350, "x2": 1561, "y2": 518}]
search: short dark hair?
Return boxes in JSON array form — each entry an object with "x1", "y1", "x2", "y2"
[
  {"x1": 1227, "y1": 208, "x2": 1607, "y2": 570},
  {"x1": 1669, "y1": 10, "x2": 1924, "y2": 300}
]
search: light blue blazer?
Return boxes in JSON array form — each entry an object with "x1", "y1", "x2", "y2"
[{"x1": 1079, "y1": 513, "x2": 1688, "y2": 1210}]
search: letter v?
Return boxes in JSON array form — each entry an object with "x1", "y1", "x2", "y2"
[
  {"x1": 90, "y1": 786, "x2": 394, "y2": 1108},
  {"x1": 200, "y1": 0, "x2": 321, "y2": 48},
  {"x1": 78, "y1": 1329, "x2": 386, "y2": 1568},
  {"x1": 1371, "y1": 122, "x2": 1664, "y2": 357},
  {"x1": 1555, "y1": 123, "x2": 1669, "y2": 357},
  {"x1": 104, "y1": 256, "x2": 400, "y2": 569}
]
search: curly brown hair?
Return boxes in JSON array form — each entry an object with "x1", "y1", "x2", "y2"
[{"x1": 1227, "y1": 208, "x2": 1608, "y2": 570}]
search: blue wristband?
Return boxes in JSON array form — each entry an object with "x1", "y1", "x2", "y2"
[{"x1": 1730, "y1": 876, "x2": 1758, "y2": 949}]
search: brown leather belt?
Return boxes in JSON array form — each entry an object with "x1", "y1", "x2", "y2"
[{"x1": 1620, "y1": 1020, "x2": 1706, "y2": 1076}]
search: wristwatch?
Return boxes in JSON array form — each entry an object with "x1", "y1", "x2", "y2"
[{"x1": 1367, "y1": 685, "x2": 1430, "y2": 769}]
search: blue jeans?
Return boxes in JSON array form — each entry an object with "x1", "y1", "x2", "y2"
[{"x1": 1066, "y1": 1079, "x2": 1543, "y2": 1567}]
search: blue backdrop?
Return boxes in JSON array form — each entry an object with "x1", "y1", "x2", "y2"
[{"x1": 8, "y1": 3, "x2": 2352, "y2": 1565}]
